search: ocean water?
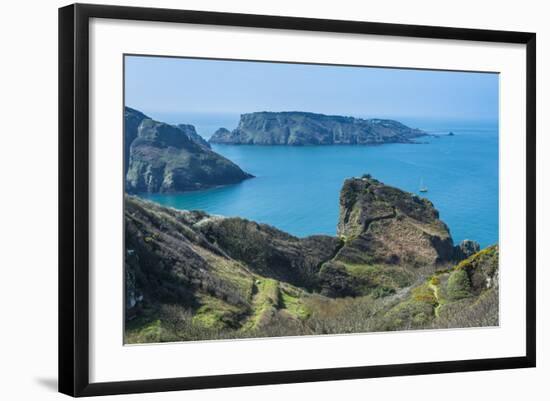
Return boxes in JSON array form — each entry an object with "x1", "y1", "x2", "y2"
[{"x1": 140, "y1": 115, "x2": 498, "y2": 248}]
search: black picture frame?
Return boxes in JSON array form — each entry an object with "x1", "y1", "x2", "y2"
[{"x1": 59, "y1": 3, "x2": 536, "y2": 397}]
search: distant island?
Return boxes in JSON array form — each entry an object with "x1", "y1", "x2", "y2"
[
  {"x1": 209, "y1": 111, "x2": 426, "y2": 146},
  {"x1": 124, "y1": 107, "x2": 253, "y2": 193}
]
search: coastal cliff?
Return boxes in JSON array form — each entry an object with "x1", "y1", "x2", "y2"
[
  {"x1": 124, "y1": 107, "x2": 253, "y2": 193},
  {"x1": 125, "y1": 175, "x2": 497, "y2": 343},
  {"x1": 209, "y1": 111, "x2": 425, "y2": 145}
]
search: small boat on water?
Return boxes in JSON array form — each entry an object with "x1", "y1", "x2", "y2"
[{"x1": 419, "y1": 178, "x2": 428, "y2": 193}]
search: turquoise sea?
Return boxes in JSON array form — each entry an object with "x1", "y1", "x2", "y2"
[{"x1": 141, "y1": 114, "x2": 499, "y2": 249}]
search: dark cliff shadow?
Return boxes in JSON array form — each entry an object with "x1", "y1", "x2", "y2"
[{"x1": 35, "y1": 377, "x2": 57, "y2": 392}]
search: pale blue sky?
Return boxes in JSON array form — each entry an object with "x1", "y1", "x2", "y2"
[{"x1": 125, "y1": 55, "x2": 499, "y2": 122}]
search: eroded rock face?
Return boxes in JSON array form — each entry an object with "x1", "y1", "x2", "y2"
[
  {"x1": 124, "y1": 107, "x2": 149, "y2": 175},
  {"x1": 177, "y1": 124, "x2": 211, "y2": 149},
  {"x1": 209, "y1": 111, "x2": 425, "y2": 145},
  {"x1": 454, "y1": 239, "x2": 481, "y2": 260},
  {"x1": 124, "y1": 108, "x2": 253, "y2": 193},
  {"x1": 336, "y1": 176, "x2": 455, "y2": 267}
]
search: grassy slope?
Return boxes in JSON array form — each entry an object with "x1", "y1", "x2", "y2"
[{"x1": 126, "y1": 247, "x2": 498, "y2": 343}]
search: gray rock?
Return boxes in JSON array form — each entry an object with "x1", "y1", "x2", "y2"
[
  {"x1": 455, "y1": 239, "x2": 481, "y2": 260},
  {"x1": 209, "y1": 111, "x2": 426, "y2": 145},
  {"x1": 335, "y1": 175, "x2": 455, "y2": 267},
  {"x1": 177, "y1": 123, "x2": 211, "y2": 149},
  {"x1": 124, "y1": 107, "x2": 253, "y2": 193},
  {"x1": 124, "y1": 107, "x2": 149, "y2": 175}
]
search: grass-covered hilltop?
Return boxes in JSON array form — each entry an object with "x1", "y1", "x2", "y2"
[
  {"x1": 209, "y1": 111, "x2": 426, "y2": 146},
  {"x1": 125, "y1": 175, "x2": 498, "y2": 343}
]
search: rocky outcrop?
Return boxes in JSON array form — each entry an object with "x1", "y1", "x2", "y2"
[
  {"x1": 336, "y1": 175, "x2": 454, "y2": 266},
  {"x1": 317, "y1": 175, "x2": 455, "y2": 297},
  {"x1": 453, "y1": 245, "x2": 499, "y2": 294},
  {"x1": 177, "y1": 123, "x2": 211, "y2": 149},
  {"x1": 209, "y1": 111, "x2": 426, "y2": 145},
  {"x1": 124, "y1": 107, "x2": 149, "y2": 175},
  {"x1": 454, "y1": 239, "x2": 481, "y2": 260},
  {"x1": 124, "y1": 107, "x2": 253, "y2": 193}
]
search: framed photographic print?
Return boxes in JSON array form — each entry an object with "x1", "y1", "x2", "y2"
[{"x1": 58, "y1": 3, "x2": 536, "y2": 397}]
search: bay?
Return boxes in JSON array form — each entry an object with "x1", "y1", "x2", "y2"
[{"x1": 140, "y1": 115, "x2": 498, "y2": 248}]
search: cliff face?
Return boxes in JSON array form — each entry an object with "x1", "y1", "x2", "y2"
[
  {"x1": 209, "y1": 111, "x2": 425, "y2": 145},
  {"x1": 337, "y1": 176, "x2": 454, "y2": 265},
  {"x1": 125, "y1": 174, "x2": 498, "y2": 343},
  {"x1": 124, "y1": 107, "x2": 252, "y2": 193},
  {"x1": 124, "y1": 107, "x2": 149, "y2": 175},
  {"x1": 176, "y1": 123, "x2": 211, "y2": 149},
  {"x1": 318, "y1": 176, "x2": 455, "y2": 297}
]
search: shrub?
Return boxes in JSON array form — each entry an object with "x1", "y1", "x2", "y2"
[
  {"x1": 380, "y1": 299, "x2": 434, "y2": 331},
  {"x1": 371, "y1": 286, "x2": 395, "y2": 299},
  {"x1": 447, "y1": 269, "x2": 472, "y2": 300},
  {"x1": 412, "y1": 285, "x2": 437, "y2": 305}
]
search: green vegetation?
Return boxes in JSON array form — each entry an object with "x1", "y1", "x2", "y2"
[
  {"x1": 125, "y1": 318, "x2": 162, "y2": 344},
  {"x1": 446, "y1": 269, "x2": 472, "y2": 300},
  {"x1": 242, "y1": 279, "x2": 280, "y2": 330},
  {"x1": 124, "y1": 176, "x2": 499, "y2": 343},
  {"x1": 280, "y1": 286, "x2": 311, "y2": 320},
  {"x1": 193, "y1": 295, "x2": 244, "y2": 329},
  {"x1": 412, "y1": 284, "x2": 437, "y2": 305},
  {"x1": 384, "y1": 299, "x2": 435, "y2": 329},
  {"x1": 334, "y1": 262, "x2": 414, "y2": 297}
]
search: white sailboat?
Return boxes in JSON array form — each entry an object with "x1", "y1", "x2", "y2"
[{"x1": 419, "y1": 178, "x2": 428, "y2": 193}]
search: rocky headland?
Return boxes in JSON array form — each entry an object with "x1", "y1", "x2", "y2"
[
  {"x1": 125, "y1": 175, "x2": 498, "y2": 343},
  {"x1": 209, "y1": 111, "x2": 426, "y2": 146},
  {"x1": 124, "y1": 107, "x2": 253, "y2": 193}
]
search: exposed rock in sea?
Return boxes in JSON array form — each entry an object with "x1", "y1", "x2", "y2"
[
  {"x1": 212, "y1": 127, "x2": 231, "y2": 140},
  {"x1": 209, "y1": 111, "x2": 426, "y2": 145},
  {"x1": 454, "y1": 239, "x2": 481, "y2": 260},
  {"x1": 124, "y1": 107, "x2": 253, "y2": 193}
]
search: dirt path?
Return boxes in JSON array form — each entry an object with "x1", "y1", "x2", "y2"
[{"x1": 428, "y1": 282, "x2": 442, "y2": 318}]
